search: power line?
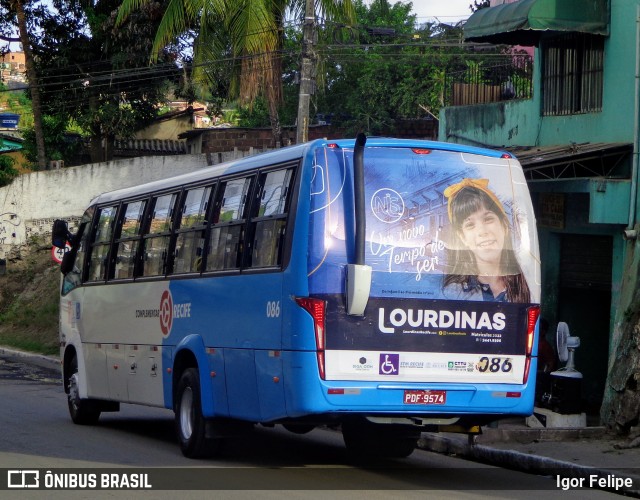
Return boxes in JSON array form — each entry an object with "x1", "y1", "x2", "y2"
[{"x1": 0, "y1": 30, "x2": 514, "y2": 116}]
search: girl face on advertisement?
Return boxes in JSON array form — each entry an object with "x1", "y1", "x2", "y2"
[{"x1": 457, "y1": 204, "x2": 507, "y2": 267}]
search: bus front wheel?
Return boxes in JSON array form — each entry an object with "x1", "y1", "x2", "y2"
[
  {"x1": 67, "y1": 354, "x2": 101, "y2": 425},
  {"x1": 175, "y1": 368, "x2": 217, "y2": 458}
]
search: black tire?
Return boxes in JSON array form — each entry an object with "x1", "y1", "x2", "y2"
[
  {"x1": 342, "y1": 420, "x2": 419, "y2": 459},
  {"x1": 66, "y1": 354, "x2": 101, "y2": 425},
  {"x1": 283, "y1": 423, "x2": 316, "y2": 435},
  {"x1": 175, "y1": 368, "x2": 216, "y2": 458}
]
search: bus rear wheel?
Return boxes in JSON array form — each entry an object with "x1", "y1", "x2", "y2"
[
  {"x1": 67, "y1": 354, "x2": 101, "y2": 425},
  {"x1": 175, "y1": 368, "x2": 218, "y2": 458},
  {"x1": 342, "y1": 420, "x2": 420, "y2": 459}
]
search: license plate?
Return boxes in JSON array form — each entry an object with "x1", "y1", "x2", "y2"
[{"x1": 403, "y1": 390, "x2": 446, "y2": 405}]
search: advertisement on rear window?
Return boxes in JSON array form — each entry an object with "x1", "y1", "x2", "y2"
[
  {"x1": 307, "y1": 145, "x2": 540, "y2": 382},
  {"x1": 320, "y1": 293, "x2": 529, "y2": 382}
]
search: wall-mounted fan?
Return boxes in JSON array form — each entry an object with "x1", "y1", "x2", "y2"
[{"x1": 554, "y1": 321, "x2": 582, "y2": 378}]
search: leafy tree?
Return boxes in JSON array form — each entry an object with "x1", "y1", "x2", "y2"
[
  {"x1": 236, "y1": 0, "x2": 475, "y2": 136},
  {"x1": 117, "y1": 0, "x2": 356, "y2": 144},
  {"x1": 30, "y1": 0, "x2": 181, "y2": 163},
  {"x1": 0, "y1": 153, "x2": 17, "y2": 186},
  {"x1": 313, "y1": 0, "x2": 465, "y2": 135},
  {"x1": 21, "y1": 114, "x2": 81, "y2": 167}
]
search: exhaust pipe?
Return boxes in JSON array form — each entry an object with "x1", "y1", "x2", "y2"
[{"x1": 346, "y1": 133, "x2": 372, "y2": 316}]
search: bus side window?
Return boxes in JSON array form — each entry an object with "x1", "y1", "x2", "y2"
[
  {"x1": 172, "y1": 186, "x2": 212, "y2": 274},
  {"x1": 86, "y1": 205, "x2": 117, "y2": 282},
  {"x1": 249, "y1": 168, "x2": 293, "y2": 268},
  {"x1": 142, "y1": 193, "x2": 178, "y2": 277},
  {"x1": 206, "y1": 177, "x2": 252, "y2": 271},
  {"x1": 112, "y1": 200, "x2": 146, "y2": 280}
]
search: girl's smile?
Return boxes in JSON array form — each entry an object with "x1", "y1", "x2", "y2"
[{"x1": 458, "y1": 208, "x2": 506, "y2": 268}]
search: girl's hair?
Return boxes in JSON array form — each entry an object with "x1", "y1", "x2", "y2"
[{"x1": 443, "y1": 184, "x2": 531, "y2": 303}]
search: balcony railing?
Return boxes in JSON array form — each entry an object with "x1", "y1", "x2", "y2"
[{"x1": 444, "y1": 55, "x2": 533, "y2": 107}]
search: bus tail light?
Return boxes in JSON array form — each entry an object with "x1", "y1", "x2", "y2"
[
  {"x1": 523, "y1": 305, "x2": 541, "y2": 383},
  {"x1": 295, "y1": 297, "x2": 327, "y2": 379}
]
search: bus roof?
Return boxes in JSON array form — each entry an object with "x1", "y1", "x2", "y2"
[{"x1": 89, "y1": 138, "x2": 512, "y2": 206}]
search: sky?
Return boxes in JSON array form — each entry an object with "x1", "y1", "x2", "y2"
[{"x1": 392, "y1": 0, "x2": 474, "y2": 25}]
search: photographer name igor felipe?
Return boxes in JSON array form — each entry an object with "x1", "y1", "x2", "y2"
[{"x1": 557, "y1": 474, "x2": 635, "y2": 492}]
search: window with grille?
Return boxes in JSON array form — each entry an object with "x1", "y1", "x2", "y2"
[{"x1": 542, "y1": 33, "x2": 604, "y2": 116}]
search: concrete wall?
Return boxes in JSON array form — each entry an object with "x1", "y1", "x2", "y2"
[
  {"x1": 0, "y1": 154, "x2": 209, "y2": 258},
  {"x1": 1, "y1": 119, "x2": 440, "y2": 259}
]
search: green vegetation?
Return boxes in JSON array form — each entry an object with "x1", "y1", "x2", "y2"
[
  {"x1": 0, "y1": 155, "x2": 18, "y2": 187},
  {"x1": 0, "y1": 240, "x2": 60, "y2": 356},
  {"x1": 1, "y1": 0, "x2": 516, "y2": 165},
  {"x1": 21, "y1": 115, "x2": 81, "y2": 167},
  {"x1": 228, "y1": 0, "x2": 480, "y2": 134},
  {"x1": 0, "y1": 82, "x2": 33, "y2": 130}
]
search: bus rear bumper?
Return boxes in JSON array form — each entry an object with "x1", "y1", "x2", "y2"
[{"x1": 282, "y1": 351, "x2": 535, "y2": 419}]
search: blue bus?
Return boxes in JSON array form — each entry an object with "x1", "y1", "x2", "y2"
[{"x1": 53, "y1": 136, "x2": 541, "y2": 458}]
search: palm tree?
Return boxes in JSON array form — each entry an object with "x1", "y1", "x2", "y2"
[{"x1": 117, "y1": 0, "x2": 354, "y2": 145}]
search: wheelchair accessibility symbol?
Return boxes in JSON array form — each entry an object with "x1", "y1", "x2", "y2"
[{"x1": 379, "y1": 353, "x2": 399, "y2": 375}]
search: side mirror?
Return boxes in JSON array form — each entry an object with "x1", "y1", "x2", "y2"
[{"x1": 52, "y1": 219, "x2": 70, "y2": 248}]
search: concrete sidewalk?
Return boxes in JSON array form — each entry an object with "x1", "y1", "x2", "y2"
[{"x1": 419, "y1": 418, "x2": 640, "y2": 497}]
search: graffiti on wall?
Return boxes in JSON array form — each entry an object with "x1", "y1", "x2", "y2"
[
  {"x1": 0, "y1": 214, "x2": 82, "y2": 259},
  {"x1": 0, "y1": 212, "x2": 21, "y2": 244},
  {"x1": 0, "y1": 152, "x2": 206, "y2": 257},
  {"x1": 25, "y1": 216, "x2": 82, "y2": 241}
]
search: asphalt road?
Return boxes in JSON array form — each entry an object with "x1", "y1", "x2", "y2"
[{"x1": 0, "y1": 352, "x2": 622, "y2": 499}]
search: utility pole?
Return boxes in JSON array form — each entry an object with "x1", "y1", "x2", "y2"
[{"x1": 296, "y1": 0, "x2": 316, "y2": 144}]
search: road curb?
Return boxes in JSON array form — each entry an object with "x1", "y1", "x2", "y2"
[
  {"x1": 418, "y1": 433, "x2": 640, "y2": 497},
  {"x1": 478, "y1": 425, "x2": 606, "y2": 443},
  {"x1": 0, "y1": 346, "x2": 60, "y2": 372}
]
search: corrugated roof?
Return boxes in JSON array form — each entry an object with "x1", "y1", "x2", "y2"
[
  {"x1": 509, "y1": 142, "x2": 630, "y2": 164},
  {"x1": 506, "y1": 142, "x2": 632, "y2": 180}
]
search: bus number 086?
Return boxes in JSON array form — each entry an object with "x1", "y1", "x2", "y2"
[
  {"x1": 266, "y1": 301, "x2": 280, "y2": 318},
  {"x1": 477, "y1": 356, "x2": 512, "y2": 373}
]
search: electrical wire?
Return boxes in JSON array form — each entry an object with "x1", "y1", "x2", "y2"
[{"x1": 0, "y1": 17, "x2": 512, "y2": 115}]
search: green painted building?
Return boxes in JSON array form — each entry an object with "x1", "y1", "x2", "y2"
[{"x1": 439, "y1": 0, "x2": 637, "y2": 416}]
